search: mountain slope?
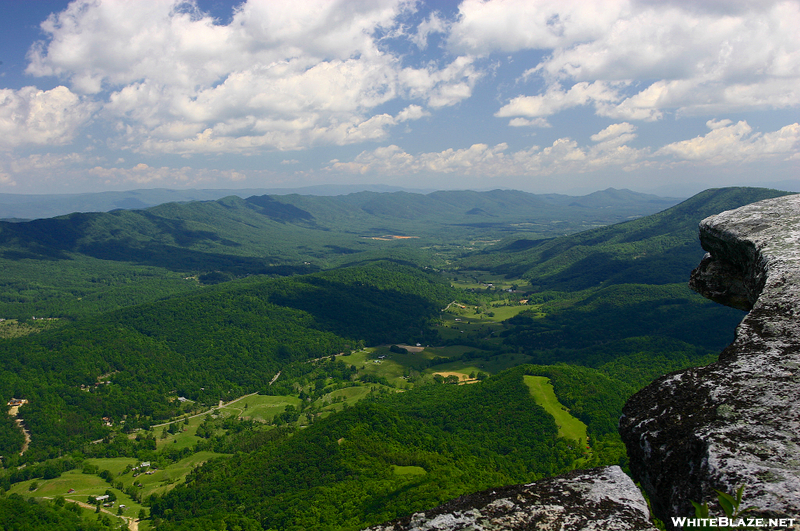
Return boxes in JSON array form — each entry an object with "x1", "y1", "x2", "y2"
[
  {"x1": 0, "y1": 188, "x2": 682, "y2": 318},
  {"x1": 150, "y1": 369, "x2": 579, "y2": 531},
  {"x1": 0, "y1": 263, "x2": 454, "y2": 460},
  {"x1": 467, "y1": 187, "x2": 794, "y2": 290}
]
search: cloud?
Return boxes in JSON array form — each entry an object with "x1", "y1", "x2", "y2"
[
  {"x1": 591, "y1": 122, "x2": 637, "y2": 143},
  {"x1": 475, "y1": 0, "x2": 800, "y2": 122},
  {"x1": 329, "y1": 123, "x2": 647, "y2": 178},
  {"x1": 9, "y1": 152, "x2": 87, "y2": 173},
  {"x1": 508, "y1": 117, "x2": 551, "y2": 128},
  {"x1": 658, "y1": 119, "x2": 800, "y2": 164},
  {"x1": 535, "y1": 1, "x2": 800, "y2": 84},
  {"x1": 395, "y1": 105, "x2": 430, "y2": 122},
  {"x1": 26, "y1": 0, "x2": 407, "y2": 90},
  {"x1": 496, "y1": 82, "x2": 621, "y2": 118},
  {"x1": 0, "y1": 173, "x2": 16, "y2": 186},
  {"x1": 22, "y1": 0, "x2": 477, "y2": 155},
  {"x1": 447, "y1": 0, "x2": 626, "y2": 54},
  {"x1": 410, "y1": 12, "x2": 449, "y2": 50},
  {"x1": 0, "y1": 86, "x2": 94, "y2": 149},
  {"x1": 87, "y1": 163, "x2": 248, "y2": 186},
  {"x1": 331, "y1": 119, "x2": 800, "y2": 179},
  {"x1": 399, "y1": 55, "x2": 482, "y2": 108}
]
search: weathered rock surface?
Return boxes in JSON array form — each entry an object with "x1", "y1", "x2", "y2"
[
  {"x1": 363, "y1": 466, "x2": 658, "y2": 531},
  {"x1": 620, "y1": 194, "x2": 800, "y2": 528}
]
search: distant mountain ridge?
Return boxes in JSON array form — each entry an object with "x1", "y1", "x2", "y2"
[
  {"x1": 0, "y1": 185, "x2": 429, "y2": 221},
  {"x1": 0, "y1": 188, "x2": 683, "y2": 274},
  {"x1": 0, "y1": 186, "x2": 684, "y2": 320},
  {"x1": 0, "y1": 186, "x2": 680, "y2": 221}
]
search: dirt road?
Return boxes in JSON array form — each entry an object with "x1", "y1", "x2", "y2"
[{"x1": 7, "y1": 403, "x2": 31, "y2": 455}]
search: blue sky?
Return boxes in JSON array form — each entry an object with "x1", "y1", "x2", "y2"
[{"x1": 1, "y1": 0, "x2": 799, "y2": 196}]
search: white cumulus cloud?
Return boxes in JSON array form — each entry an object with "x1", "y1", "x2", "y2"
[
  {"x1": 329, "y1": 123, "x2": 647, "y2": 178},
  {"x1": 658, "y1": 119, "x2": 800, "y2": 164},
  {"x1": 496, "y1": 82, "x2": 622, "y2": 119},
  {"x1": 474, "y1": 0, "x2": 800, "y2": 122},
  {"x1": 0, "y1": 86, "x2": 94, "y2": 149},
  {"x1": 22, "y1": 0, "x2": 479, "y2": 155}
]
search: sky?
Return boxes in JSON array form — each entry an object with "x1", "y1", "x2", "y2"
[{"x1": 1, "y1": 0, "x2": 800, "y2": 196}]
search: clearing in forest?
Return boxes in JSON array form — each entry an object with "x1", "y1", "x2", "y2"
[{"x1": 523, "y1": 375, "x2": 588, "y2": 444}]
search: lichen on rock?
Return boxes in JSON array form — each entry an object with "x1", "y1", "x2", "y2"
[
  {"x1": 363, "y1": 466, "x2": 658, "y2": 531},
  {"x1": 620, "y1": 194, "x2": 800, "y2": 529}
]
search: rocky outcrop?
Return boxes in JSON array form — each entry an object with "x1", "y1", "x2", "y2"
[
  {"x1": 364, "y1": 466, "x2": 657, "y2": 531},
  {"x1": 620, "y1": 194, "x2": 800, "y2": 528}
]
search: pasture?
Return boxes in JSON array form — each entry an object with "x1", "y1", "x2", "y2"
[
  {"x1": 523, "y1": 375, "x2": 588, "y2": 444},
  {"x1": 221, "y1": 394, "x2": 303, "y2": 423}
]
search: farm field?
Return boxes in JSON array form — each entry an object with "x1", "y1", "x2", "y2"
[
  {"x1": 523, "y1": 375, "x2": 588, "y2": 444},
  {"x1": 437, "y1": 300, "x2": 535, "y2": 343},
  {"x1": 219, "y1": 394, "x2": 303, "y2": 423},
  {"x1": 10, "y1": 467, "x2": 142, "y2": 528},
  {"x1": 6, "y1": 448, "x2": 230, "y2": 530},
  {"x1": 425, "y1": 353, "x2": 535, "y2": 376}
]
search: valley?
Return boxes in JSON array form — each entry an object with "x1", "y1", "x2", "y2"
[{"x1": 0, "y1": 186, "x2": 792, "y2": 530}]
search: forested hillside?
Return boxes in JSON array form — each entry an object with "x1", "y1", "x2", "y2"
[
  {"x1": 466, "y1": 187, "x2": 791, "y2": 289},
  {"x1": 0, "y1": 263, "x2": 455, "y2": 461},
  {"x1": 0, "y1": 188, "x2": 676, "y2": 319},
  {"x1": 150, "y1": 369, "x2": 580, "y2": 531},
  {"x1": 0, "y1": 186, "x2": 792, "y2": 531}
]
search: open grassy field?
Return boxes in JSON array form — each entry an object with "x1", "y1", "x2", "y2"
[
  {"x1": 484, "y1": 303, "x2": 536, "y2": 320},
  {"x1": 436, "y1": 303, "x2": 527, "y2": 343},
  {"x1": 391, "y1": 465, "x2": 427, "y2": 476},
  {"x1": 124, "y1": 451, "x2": 228, "y2": 499},
  {"x1": 10, "y1": 467, "x2": 145, "y2": 525},
  {"x1": 319, "y1": 386, "x2": 372, "y2": 408},
  {"x1": 8, "y1": 448, "x2": 229, "y2": 530},
  {"x1": 450, "y1": 271, "x2": 531, "y2": 292},
  {"x1": 425, "y1": 352, "x2": 536, "y2": 376},
  {"x1": 10, "y1": 468, "x2": 110, "y2": 500},
  {"x1": 220, "y1": 394, "x2": 303, "y2": 423},
  {"x1": 523, "y1": 375, "x2": 588, "y2": 444},
  {"x1": 153, "y1": 418, "x2": 201, "y2": 450},
  {"x1": 343, "y1": 341, "x2": 541, "y2": 387},
  {"x1": 346, "y1": 348, "x2": 410, "y2": 387},
  {"x1": 84, "y1": 457, "x2": 137, "y2": 475}
]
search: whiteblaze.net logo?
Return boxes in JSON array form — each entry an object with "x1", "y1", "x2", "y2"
[{"x1": 671, "y1": 517, "x2": 796, "y2": 528}]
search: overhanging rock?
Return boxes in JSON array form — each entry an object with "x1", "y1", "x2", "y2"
[{"x1": 620, "y1": 194, "x2": 800, "y2": 528}]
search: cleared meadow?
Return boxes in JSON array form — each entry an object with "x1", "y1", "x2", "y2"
[{"x1": 523, "y1": 375, "x2": 587, "y2": 444}]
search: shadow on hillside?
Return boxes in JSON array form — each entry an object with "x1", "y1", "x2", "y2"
[{"x1": 268, "y1": 277, "x2": 440, "y2": 345}]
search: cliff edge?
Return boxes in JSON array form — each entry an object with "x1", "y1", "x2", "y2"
[
  {"x1": 364, "y1": 466, "x2": 657, "y2": 531},
  {"x1": 620, "y1": 194, "x2": 800, "y2": 527}
]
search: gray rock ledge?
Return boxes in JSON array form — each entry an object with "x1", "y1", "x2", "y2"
[
  {"x1": 620, "y1": 194, "x2": 800, "y2": 529},
  {"x1": 363, "y1": 466, "x2": 657, "y2": 531}
]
